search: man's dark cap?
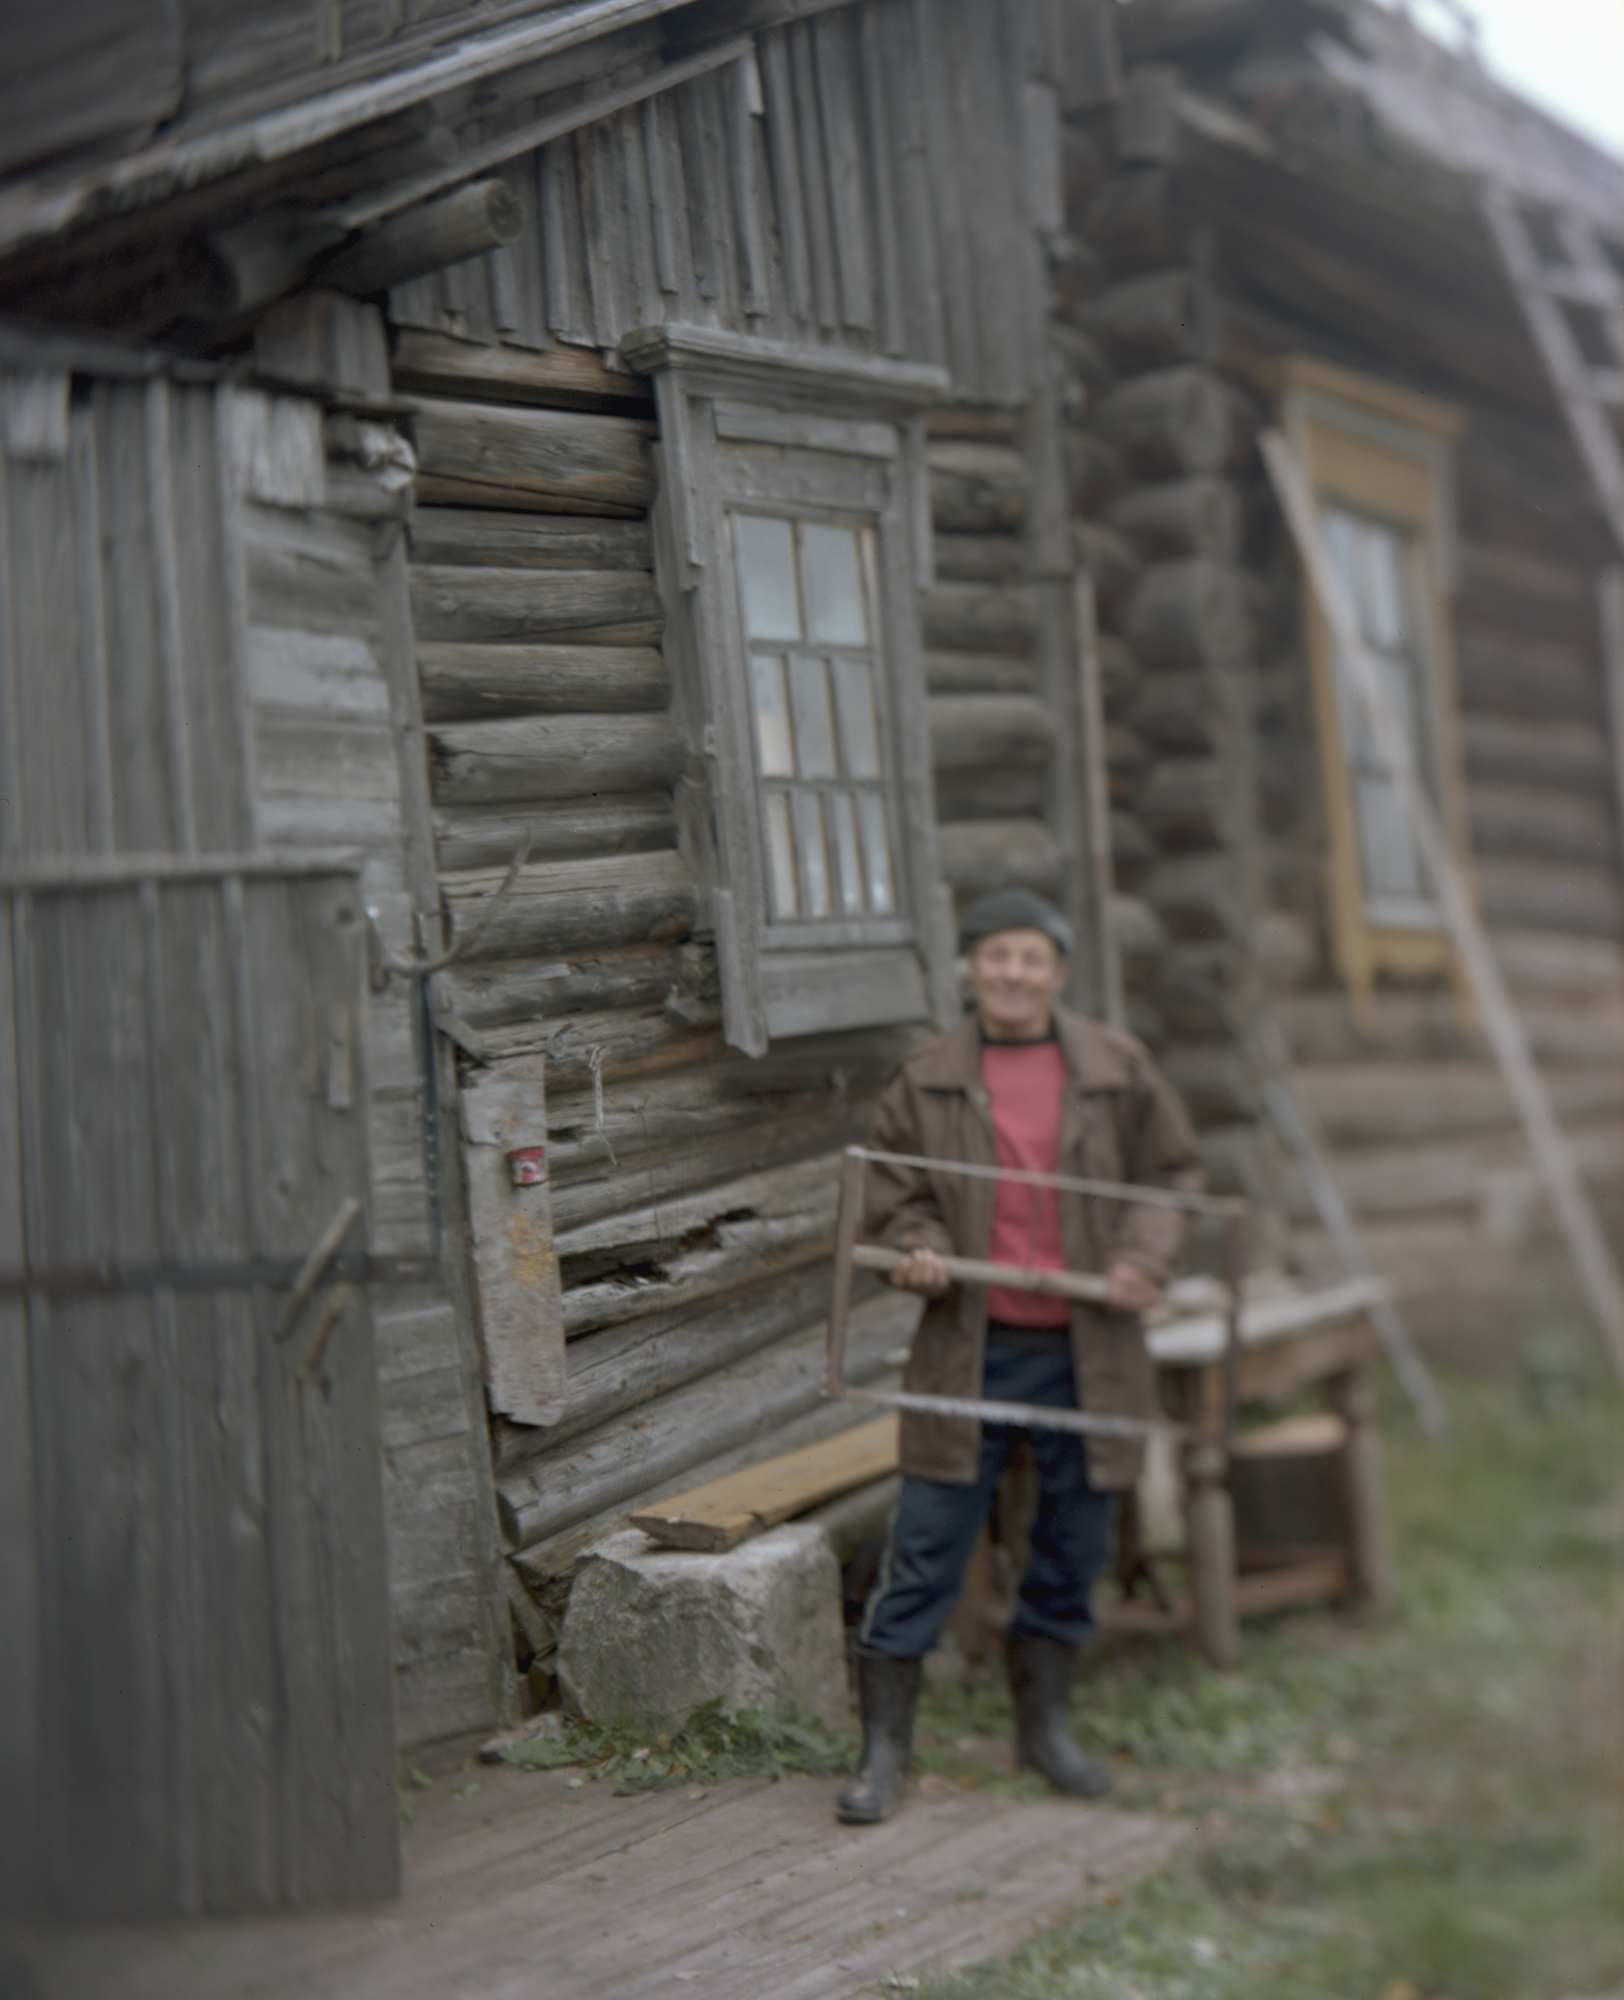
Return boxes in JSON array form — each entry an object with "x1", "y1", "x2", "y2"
[{"x1": 958, "y1": 889, "x2": 1074, "y2": 959}]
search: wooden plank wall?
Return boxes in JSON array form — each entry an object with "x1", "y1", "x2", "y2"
[
  {"x1": 0, "y1": 370, "x2": 251, "y2": 861},
  {"x1": 388, "y1": 0, "x2": 1049, "y2": 410},
  {"x1": 231, "y1": 397, "x2": 517, "y2": 1748},
  {"x1": 0, "y1": 865, "x2": 398, "y2": 1917},
  {"x1": 378, "y1": 0, "x2": 1091, "y2": 1664}
]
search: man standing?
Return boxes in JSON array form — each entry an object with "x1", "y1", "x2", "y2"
[{"x1": 837, "y1": 889, "x2": 1202, "y2": 1824}]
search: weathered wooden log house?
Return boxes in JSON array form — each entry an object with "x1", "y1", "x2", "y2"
[{"x1": 2, "y1": 0, "x2": 1620, "y2": 1816}]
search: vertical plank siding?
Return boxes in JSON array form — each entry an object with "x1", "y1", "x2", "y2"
[
  {"x1": 233, "y1": 417, "x2": 515, "y2": 1751},
  {"x1": 0, "y1": 375, "x2": 250, "y2": 863},
  {"x1": 387, "y1": 0, "x2": 1048, "y2": 408},
  {"x1": 0, "y1": 866, "x2": 398, "y2": 1918}
]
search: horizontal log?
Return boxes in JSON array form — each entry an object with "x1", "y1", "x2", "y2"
[
  {"x1": 432, "y1": 795, "x2": 676, "y2": 872},
  {"x1": 418, "y1": 643, "x2": 668, "y2": 720},
  {"x1": 443, "y1": 1003, "x2": 723, "y2": 1087},
  {"x1": 1294, "y1": 1059, "x2": 1624, "y2": 1149},
  {"x1": 410, "y1": 565, "x2": 662, "y2": 647},
  {"x1": 556, "y1": 1150, "x2": 841, "y2": 1333},
  {"x1": 1461, "y1": 714, "x2": 1615, "y2": 793},
  {"x1": 929, "y1": 694, "x2": 1052, "y2": 771},
  {"x1": 1063, "y1": 430, "x2": 1126, "y2": 515},
  {"x1": 920, "y1": 582, "x2": 1038, "y2": 656},
  {"x1": 392, "y1": 328, "x2": 655, "y2": 413},
  {"x1": 926, "y1": 440, "x2": 1030, "y2": 533},
  {"x1": 411, "y1": 396, "x2": 655, "y2": 515},
  {"x1": 429, "y1": 711, "x2": 684, "y2": 805},
  {"x1": 1104, "y1": 723, "x2": 1149, "y2": 802},
  {"x1": 1160, "y1": 1043, "x2": 1259, "y2": 1126},
  {"x1": 409, "y1": 508, "x2": 654, "y2": 571},
  {"x1": 1132, "y1": 669, "x2": 1237, "y2": 755},
  {"x1": 1073, "y1": 519, "x2": 1141, "y2": 617},
  {"x1": 1467, "y1": 783, "x2": 1618, "y2": 867},
  {"x1": 549, "y1": 1100, "x2": 864, "y2": 1239},
  {"x1": 319, "y1": 180, "x2": 522, "y2": 296},
  {"x1": 1488, "y1": 926, "x2": 1624, "y2": 997},
  {"x1": 1094, "y1": 366, "x2": 1230, "y2": 478},
  {"x1": 1138, "y1": 756, "x2": 1240, "y2": 850},
  {"x1": 1513, "y1": 996, "x2": 1624, "y2": 1068},
  {"x1": 1108, "y1": 893, "x2": 1168, "y2": 983},
  {"x1": 1083, "y1": 168, "x2": 1182, "y2": 273},
  {"x1": 1157, "y1": 940, "x2": 1254, "y2": 1039},
  {"x1": 1144, "y1": 852, "x2": 1250, "y2": 941},
  {"x1": 935, "y1": 769, "x2": 1049, "y2": 822},
  {"x1": 498, "y1": 1288, "x2": 916, "y2": 1550},
  {"x1": 1454, "y1": 626, "x2": 1604, "y2": 724},
  {"x1": 1109, "y1": 809, "x2": 1156, "y2": 885},
  {"x1": 1474, "y1": 857, "x2": 1623, "y2": 938},
  {"x1": 1456, "y1": 540, "x2": 1596, "y2": 643},
  {"x1": 1098, "y1": 633, "x2": 1139, "y2": 716},
  {"x1": 1126, "y1": 557, "x2": 1249, "y2": 667},
  {"x1": 1049, "y1": 321, "x2": 1113, "y2": 396},
  {"x1": 412, "y1": 474, "x2": 645, "y2": 518},
  {"x1": 924, "y1": 649, "x2": 1038, "y2": 696},
  {"x1": 933, "y1": 534, "x2": 1027, "y2": 583},
  {"x1": 1107, "y1": 475, "x2": 1241, "y2": 562},
  {"x1": 1085, "y1": 267, "x2": 1218, "y2": 370},
  {"x1": 937, "y1": 818, "x2": 1063, "y2": 899},
  {"x1": 1281, "y1": 1116, "x2": 1624, "y2": 1227},
  {"x1": 499, "y1": 1262, "x2": 845, "y2": 1463},
  {"x1": 437, "y1": 942, "x2": 679, "y2": 1029},
  {"x1": 441, "y1": 850, "x2": 696, "y2": 961}
]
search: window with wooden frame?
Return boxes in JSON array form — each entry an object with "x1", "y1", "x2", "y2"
[
  {"x1": 1274, "y1": 355, "x2": 1473, "y2": 1015},
  {"x1": 621, "y1": 324, "x2": 957, "y2": 1056}
]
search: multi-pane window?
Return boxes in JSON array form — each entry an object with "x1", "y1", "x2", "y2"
[
  {"x1": 1322, "y1": 507, "x2": 1439, "y2": 929},
  {"x1": 731, "y1": 512, "x2": 897, "y2": 927}
]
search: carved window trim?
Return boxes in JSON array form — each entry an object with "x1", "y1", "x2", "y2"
[
  {"x1": 1275, "y1": 354, "x2": 1474, "y2": 1015},
  {"x1": 622, "y1": 323, "x2": 957, "y2": 1055}
]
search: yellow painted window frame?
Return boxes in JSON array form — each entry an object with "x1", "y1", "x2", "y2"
[{"x1": 1272, "y1": 355, "x2": 1475, "y2": 1020}]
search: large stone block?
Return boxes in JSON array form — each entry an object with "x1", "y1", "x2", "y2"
[{"x1": 557, "y1": 1523, "x2": 849, "y2": 1734}]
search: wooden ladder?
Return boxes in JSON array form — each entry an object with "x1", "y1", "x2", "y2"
[{"x1": 1478, "y1": 184, "x2": 1624, "y2": 548}]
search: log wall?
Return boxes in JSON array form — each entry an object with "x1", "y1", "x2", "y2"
[
  {"x1": 1065, "y1": 61, "x2": 1624, "y2": 1348},
  {"x1": 1054, "y1": 117, "x2": 1282, "y2": 1266}
]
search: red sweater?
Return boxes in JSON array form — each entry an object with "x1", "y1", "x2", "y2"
[{"x1": 979, "y1": 1037, "x2": 1071, "y2": 1327}]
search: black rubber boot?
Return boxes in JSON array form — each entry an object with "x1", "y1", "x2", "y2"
[
  {"x1": 836, "y1": 1648, "x2": 923, "y2": 1824},
  {"x1": 1006, "y1": 1633, "x2": 1113, "y2": 1799}
]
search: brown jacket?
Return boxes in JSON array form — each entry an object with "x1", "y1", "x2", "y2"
[{"x1": 864, "y1": 1006, "x2": 1202, "y2": 1490}]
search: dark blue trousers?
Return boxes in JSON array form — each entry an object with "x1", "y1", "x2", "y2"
[{"x1": 859, "y1": 1335, "x2": 1118, "y2": 1659}]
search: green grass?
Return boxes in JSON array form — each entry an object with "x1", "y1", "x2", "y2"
[
  {"x1": 919, "y1": 1325, "x2": 1624, "y2": 2000},
  {"x1": 497, "y1": 1696, "x2": 853, "y2": 1793}
]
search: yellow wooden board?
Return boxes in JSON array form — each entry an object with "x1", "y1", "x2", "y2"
[{"x1": 630, "y1": 1416, "x2": 901, "y2": 1551}]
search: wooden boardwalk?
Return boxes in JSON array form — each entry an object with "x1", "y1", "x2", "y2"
[{"x1": 11, "y1": 1762, "x2": 1189, "y2": 2000}]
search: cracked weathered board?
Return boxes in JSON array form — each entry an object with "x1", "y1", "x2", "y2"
[{"x1": 461, "y1": 1058, "x2": 566, "y2": 1427}]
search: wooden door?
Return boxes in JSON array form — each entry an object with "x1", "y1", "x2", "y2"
[{"x1": 0, "y1": 858, "x2": 400, "y2": 1917}]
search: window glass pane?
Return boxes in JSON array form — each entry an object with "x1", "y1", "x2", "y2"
[
  {"x1": 857, "y1": 792, "x2": 895, "y2": 915},
  {"x1": 733, "y1": 514, "x2": 801, "y2": 641},
  {"x1": 763, "y1": 791, "x2": 799, "y2": 919},
  {"x1": 831, "y1": 656, "x2": 882, "y2": 780},
  {"x1": 801, "y1": 523, "x2": 868, "y2": 645},
  {"x1": 828, "y1": 790, "x2": 865, "y2": 916},
  {"x1": 750, "y1": 653, "x2": 795, "y2": 777},
  {"x1": 1362, "y1": 524, "x2": 1408, "y2": 651},
  {"x1": 787, "y1": 654, "x2": 837, "y2": 779},
  {"x1": 793, "y1": 791, "x2": 832, "y2": 917}
]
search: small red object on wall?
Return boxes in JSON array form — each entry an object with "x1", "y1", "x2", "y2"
[{"x1": 507, "y1": 1146, "x2": 547, "y2": 1187}]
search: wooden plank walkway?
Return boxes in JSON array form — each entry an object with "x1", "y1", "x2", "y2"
[{"x1": 9, "y1": 1761, "x2": 1190, "y2": 1999}]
